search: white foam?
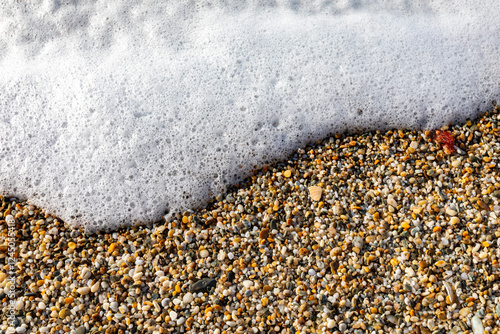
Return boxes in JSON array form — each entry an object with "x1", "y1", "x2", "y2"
[{"x1": 1, "y1": 1, "x2": 499, "y2": 231}]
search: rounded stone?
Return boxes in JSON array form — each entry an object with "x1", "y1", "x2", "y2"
[{"x1": 183, "y1": 292, "x2": 194, "y2": 304}]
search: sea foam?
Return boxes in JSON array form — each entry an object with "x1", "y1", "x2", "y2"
[{"x1": 1, "y1": 0, "x2": 499, "y2": 231}]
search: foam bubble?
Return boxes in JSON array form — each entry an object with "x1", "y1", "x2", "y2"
[{"x1": 1, "y1": 1, "x2": 499, "y2": 231}]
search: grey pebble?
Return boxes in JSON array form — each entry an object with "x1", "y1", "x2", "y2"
[
  {"x1": 190, "y1": 278, "x2": 216, "y2": 293},
  {"x1": 74, "y1": 326, "x2": 86, "y2": 334}
]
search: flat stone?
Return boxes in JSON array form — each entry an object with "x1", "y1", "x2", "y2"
[
  {"x1": 190, "y1": 278, "x2": 216, "y2": 293},
  {"x1": 183, "y1": 292, "x2": 194, "y2": 304},
  {"x1": 77, "y1": 287, "x2": 90, "y2": 295},
  {"x1": 74, "y1": 326, "x2": 86, "y2": 334},
  {"x1": 243, "y1": 280, "x2": 253, "y2": 288},
  {"x1": 446, "y1": 208, "x2": 457, "y2": 216},
  {"x1": 200, "y1": 249, "x2": 209, "y2": 258},
  {"x1": 471, "y1": 315, "x2": 484, "y2": 334}
]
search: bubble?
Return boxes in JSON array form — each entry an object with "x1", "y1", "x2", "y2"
[{"x1": 0, "y1": 0, "x2": 499, "y2": 232}]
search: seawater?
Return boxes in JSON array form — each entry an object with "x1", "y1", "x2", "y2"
[{"x1": 1, "y1": 0, "x2": 499, "y2": 231}]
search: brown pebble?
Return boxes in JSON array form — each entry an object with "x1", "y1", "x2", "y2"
[{"x1": 259, "y1": 228, "x2": 269, "y2": 240}]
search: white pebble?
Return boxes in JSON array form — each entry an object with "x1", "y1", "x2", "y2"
[
  {"x1": 327, "y1": 319, "x2": 335, "y2": 328},
  {"x1": 133, "y1": 272, "x2": 143, "y2": 281},
  {"x1": 446, "y1": 208, "x2": 457, "y2": 216},
  {"x1": 80, "y1": 267, "x2": 91, "y2": 280},
  {"x1": 173, "y1": 298, "x2": 181, "y2": 305},
  {"x1": 228, "y1": 252, "x2": 234, "y2": 260},
  {"x1": 91, "y1": 281, "x2": 100, "y2": 293},
  {"x1": 38, "y1": 302, "x2": 46, "y2": 310},
  {"x1": 243, "y1": 280, "x2": 253, "y2": 288},
  {"x1": 15, "y1": 300, "x2": 24, "y2": 311},
  {"x1": 169, "y1": 310, "x2": 178, "y2": 321},
  {"x1": 308, "y1": 269, "x2": 316, "y2": 276},
  {"x1": 471, "y1": 315, "x2": 485, "y2": 334},
  {"x1": 183, "y1": 292, "x2": 194, "y2": 304},
  {"x1": 77, "y1": 287, "x2": 90, "y2": 295},
  {"x1": 200, "y1": 249, "x2": 209, "y2": 258},
  {"x1": 176, "y1": 317, "x2": 186, "y2": 325}
]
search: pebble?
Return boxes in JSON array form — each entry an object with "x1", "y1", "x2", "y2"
[
  {"x1": 243, "y1": 280, "x2": 253, "y2": 288},
  {"x1": 190, "y1": 278, "x2": 216, "y2": 293},
  {"x1": 15, "y1": 300, "x2": 24, "y2": 311},
  {"x1": 74, "y1": 327, "x2": 86, "y2": 334},
  {"x1": 308, "y1": 186, "x2": 322, "y2": 201},
  {"x1": 442, "y1": 281, "x2": 458, "y2": 304},
  {"x1": 77, "y1": 287, "x2": 90, "y2": 295},
  {"x1": 259, "y1": 228, "x2": 269, "y2": 240},
  {"x1": 59, "y1": 308, "x2": 68, "y2": 319},
  {"x1": 80, "y1": 267, "x2": 91, "y2": 280},
  {"x1": 91, "y1": 281, "x2": 100, "y2": 293},
  {"x1": 459, "y1": 307, "x2": 471, "y2": 317},
  {"x1": 2, "y1": 107, "x2": 500, "y2": 333},
  {"x1": 183, "y1": 292, "x2": 194, "y2": 304},
  {"x1": 471, "y1": 315, "x2": 485, "y2": 334},
  {"x1": 446, "y1": 208, "x2": 457, "y2": 216}
]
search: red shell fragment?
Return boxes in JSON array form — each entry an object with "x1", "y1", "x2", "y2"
[{"x1": 434, "y1": 130, "x2": 455, "y2": 154}]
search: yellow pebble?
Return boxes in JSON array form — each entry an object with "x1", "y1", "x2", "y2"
[
  {"x1": 482, "y1": 241, "x2": 490, "y2": 247},
  {"x1": 108, "y1": 243, "x2": 116, "y2": 253},
  {"x1": 435, "y1": 260, "x2": 446, "y2": 267},
  {"x1": 68, "y1": 242, "x2": 76, "y2": 250},
  {"x1": 59, "y1": 308, "x2": 68, "y2": 319},
  {"x1": 283, "y1": 170, "x2": 292, "y2": 178},
  {"x1": 390, "y1": 259, "x2": 399, "y2": 266},
  {"x1": 182, "y1": 216, "x2": 189, "y2": 224},
  {"x1": 262, "y1": 297, "x2": 269, "y2": 306},
  {"x1": 401, "y1": 222, "x2": 410, "y2": 229}
]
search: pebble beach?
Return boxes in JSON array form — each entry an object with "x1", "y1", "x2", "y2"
[{"x1": 2, "y1": 105, "x2": 500, "y2": 334}]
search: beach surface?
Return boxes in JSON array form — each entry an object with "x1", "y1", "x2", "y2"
[
  {"x1": 2, "y1": 106, "x2": 500, "y2": 333},
  {"x1": 2, "y1": 0, "x2": 500, "y2": 232}
]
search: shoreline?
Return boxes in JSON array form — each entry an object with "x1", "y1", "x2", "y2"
[{"x1": 2, "y1": 106, "x2": 500, "y2": 333}]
